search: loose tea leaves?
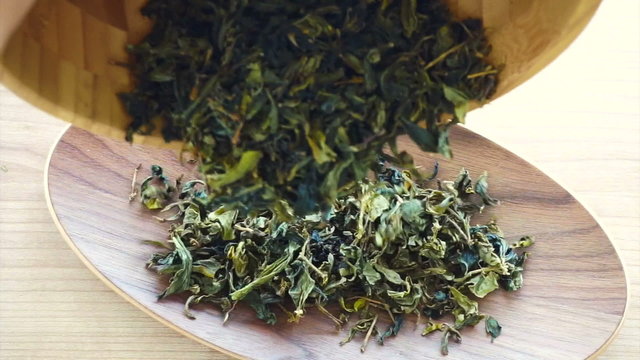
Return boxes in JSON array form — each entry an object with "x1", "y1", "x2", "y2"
[
  {"x1": 122, "y1": 3, "x2": 520, "y2": 354},
  {"x1": 143, "y1": 165, "x2": 532, "y2": 355},
  {"x1": 121, "y1": 0, "x2": 498, "y2": 214}
]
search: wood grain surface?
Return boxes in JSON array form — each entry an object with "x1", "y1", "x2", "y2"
[
  {"x1": 0, "y1": 0, "x2": 600, "y2": 144},
  {"x1": 45, "y1": 124, "x2": 627, "y2": 360},
  {"x1": 0, "y1": 0, "x2": 638, "y2": 359}
]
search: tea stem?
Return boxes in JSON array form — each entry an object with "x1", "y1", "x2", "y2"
[
  {"x1": 467, "y1": 69, "x2": 498, "y2": 79},
  {"x1": 234, "y1": 224, "x2": 266, "y2": 237},
  {"x1": 298, "y1": 253, "x2": 328, "y2": 283},
  {"x1": 128, "y1": 163, "x2": 142, "y2": 202},
  {"x1": 346, "y1": 296, "x2": 387, "y2": 307},
  {"x1": 425, "y1": 43, "x2": 465, "y2": 70},
  {"x1": 447, "y1": 208, "x2": 471, "y2": 242},
  {"x1": 361, "y1": 314, "x2": 378, "y2": 353},
  {"x1": 447, "y1": 215, "x2": 468, "y2": 241},
  {"x1": 454, "y1": 268, "x2": 486, "y2": 283},
  {"x1": 299, "y1": 238, "x2": 329, "y2": 283},
  {"x1": 182, "y1": 75, "x2": 219, "y2": 119},
  {"x1": 316, "y1": 303, "x2": 344, "y2": 328}
]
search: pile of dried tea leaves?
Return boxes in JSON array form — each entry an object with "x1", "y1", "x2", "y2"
[
  {"x1": 121, "y1": 0, "x2": 531, "y2": 354},
  {"x1": 139, "y1": 164, "x2": 533, "y2": 355},
  {"x1": 120, "y1": 0, "x2": 498, "y2": 214}
]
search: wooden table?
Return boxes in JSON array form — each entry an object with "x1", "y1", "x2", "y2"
[{"x1": 0, "y1": 0, "x2": 638, "y2": 358}]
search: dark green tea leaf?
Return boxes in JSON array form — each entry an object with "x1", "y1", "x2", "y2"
[{"x1": 485, "y1": 316, "x2": 502, "y2": 342}]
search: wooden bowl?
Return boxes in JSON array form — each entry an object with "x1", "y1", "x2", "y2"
[{"x1": 0, "y1": 0, "x2": 601, "y2": 146}]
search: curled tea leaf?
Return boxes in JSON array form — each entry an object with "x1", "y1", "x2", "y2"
[
  {"x1": 485, "y1": 316, "x2": 502, "y2": 342},
  {"x1": 450, "y1": 287, "x2": 479, "y2": 315},
  {"x1": 157, "y1": 235, "x2": 192, "y2": 299},
  {"x1": 475, "y1": 171, "x2": 499, "y2": 206},
  {"x1": 140, "y1": 165, "x2": 175, "y2": 210},
  {"x1": 468, "y1": 272, "x2": 500, "y2": 298},
  {"x1": 378, "y1": 315, "x2": 404, "y2": 345}
]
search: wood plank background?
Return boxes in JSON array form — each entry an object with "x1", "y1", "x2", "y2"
[{"x1": 0, "y1": 0, "x2": 638, "y2": 358}]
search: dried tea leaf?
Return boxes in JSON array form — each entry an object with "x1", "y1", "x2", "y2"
[
  {"x1": 207, "y1": 151, "x2": 263, "y2": 192},
  {"x1": 443, "y1": 85, "x2": 470, "y2": 123},
  {"x1": 140, "y1": 165, "x2": 175, "y2": 210},
  {"x1": 449, "y1": 287, "x2": 478, "y2": 315},
  {"x1": 455, "y1": 313, "x2": 485, "y2": 329},
  {"x1": 207, "y1": 208, "x2": 238, "y2": 241},
  {"x1": 192, "y1": 259, "x2": 223, "y2": 278},
  {"x1": 423, "y1": 321, "x2": 446, "y2": 336},
  {"x1": 468, "y1": 272, "x2": 500, "y2": 298},
  {"x1": 243, "y1": 291, "x2": 277, "y2": 325},
  {"x1": 373, "y1": 263, "x2": 404, "y2": 285},
  {"x1": 227, "y1": 241, "x2": 249, "y2": 277},
  {"x1": 485, "y1": 316, "x2": 502, "y2": 342},
  {"x1": 403, "y1": 120, "x2": 438, "y2": 153},
  {"x1": 353, "y1": 298, "x2": 368, "y2": 312},
  {"x1": 440, "y1": 326, "x2": 462, "y2": 355},
  {"x1": 287, "y1": 261, "x2": 316, "y2": 319},
  {"x1": 400, "y1": 0, "x2": 418, "y2": 37},
  {"x1": 362, "y1": 262, "x2": 382, "y2": 285},
  {"x1": 158, "y1": 236, "x2": 192, "y2": 299},
  {"x1": 229, "y1": 241, "x2": 299, "y2": 301},
  {"x1": 475, "y1": 171, "x2": 499, "y2": 206},
  {"x1": 378, "y1": 315, "x2": 404, "y2": 345}
]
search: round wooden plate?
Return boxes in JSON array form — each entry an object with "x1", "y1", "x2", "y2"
[{"x1": 46, "y1": 125, "x2": 627, "y2": 360}]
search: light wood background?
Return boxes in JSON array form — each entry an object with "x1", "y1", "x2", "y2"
[{"x1": 0, "y1": 0, "x2": 638, "y2": 359}]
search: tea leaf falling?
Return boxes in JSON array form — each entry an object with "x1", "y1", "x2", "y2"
[{"x1": 120, "y1": 0, "x2": 498, "y2": 215}]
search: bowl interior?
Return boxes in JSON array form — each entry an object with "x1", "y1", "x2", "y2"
[{"x1": 0, "y1": 0, "x2": 601, "y2": 145}]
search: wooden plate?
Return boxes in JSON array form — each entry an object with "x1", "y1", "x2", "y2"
[{"x1": 46, "y1": 125, "x2": 627, "y2": 360}]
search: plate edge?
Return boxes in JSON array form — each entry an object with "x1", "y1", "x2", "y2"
[{"x1": 43, "y1": 125, "x2": 247, "y2": 360}]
